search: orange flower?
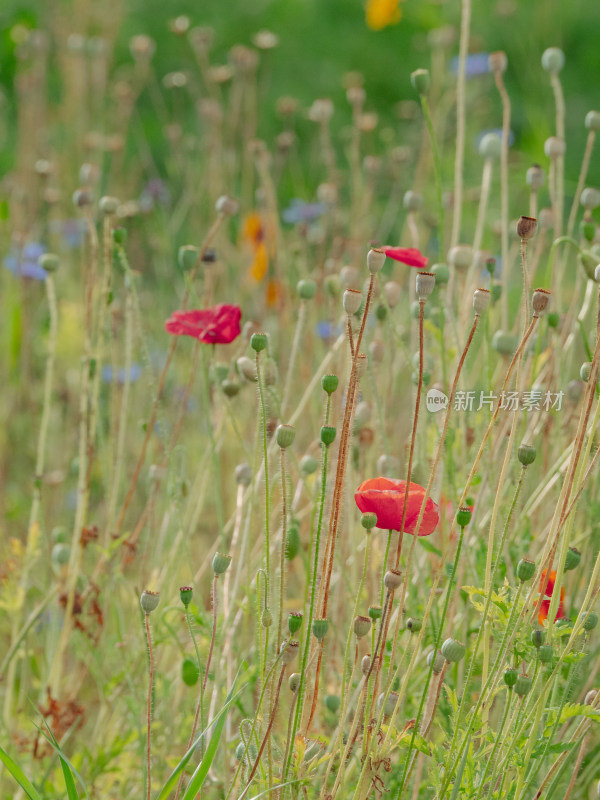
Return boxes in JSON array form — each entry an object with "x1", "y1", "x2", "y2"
[
  {"x1": 366, "y1": 0, "x2": 402, "y2": 31},
  {"x1": 243, "y1": 212, "x2": 268, "y2": 282},
  {"x1": 538, "y1": 569, "x2": 566, "y2": 626},
  {"x1": 355, "y1": 477, "x2": 439, "y2": 535}
]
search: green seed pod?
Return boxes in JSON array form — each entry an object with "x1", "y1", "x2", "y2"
[
  {"x1": 212, "y1": 552, "x2": 232, "y2": 575},
  {"x1": 320, "y1": 426, "x2": 337, "y2": 447},
  {"x1": 325, "y1": 694, "x2": 341, "y2": 713},
  {"x1": 427, "y1": 650, "x2": 445, "y2": 674},
  {"x1": 547, "y1": 311, "x2": 560, "y2": 328},
  {"x1": 518, "y1": 444, "x2": 537, "y2": 466},
  {"x1": 361, "y1": 512, "x2": 377, "y2": 531},
  {"x1": 222, "y1": 379, "x2": 240, "y2": 397},
  {"x1": 378, "y1": 691, "x2": 399, "y2": 716},
  {"x1": 39, "y1": 253, "x2": 60, "y2": 273},
  {"x1": 285, "y1": 523, "x2": 300, "y2": 560},
  {"x1": 375, "y1": 304, "x2": 387, "y2": 322},
  {"x1": 289, "y1": 672, "x2": 301, "y2": 692},
  {"x1": 250, "y1": 332, "x2": 268, "y2": 352},
  {"x1": 288, "y1": 611, "x2": 303, "y2": 635},
  {"x1": 538, "y1": 644, "x2": 554, "y2": 663},
  {"x1": 51, "y1": 543, "x2": 70, "y2": 567},
  {"x1": 212, "y1": 362, "x2": 229, "y2": 384},
  {"x1": 322, "y1": 374, "x2": 339, "y2": 395},
  {"x1": 182, "y1": 657, "x2": 200, "y2": 686},
  {"x1": 354, "y1": 615, "x2": 372, "y2": 638},
  {"x1": 140, "y1": 590, "x2": 160, "y2": 614},
  {"x1": 581, "y1": 611, "x2": 598, "y2": 631},
  {"x1": 410, "y1": 68, "x2": 430, "y2": 95},
  {"x1": 300, "y1": 454, "x2": 319, "y2": 475},
  {"x1": 456, "y1": 507, "x2": 472, "y2": 528},
  {"x1": 514, "y1": 674, "x2": 533, "y2": 696},
  {"x1": 431, "y1": 263, "x2": 450, "y2": 284},
  {"x1": 179, "y1": 586, "x2": 193, "y2": 607},
  {"x1": 517, "y1": 558, "x2": 536, "y2": 582},
  {"x1": 504, "y1": 668, "x2": 518, "y2": 688},
  {"x1": 261, "y1": 608, "x2": 273, "y2": 628},
  {"x1": 312, "y1": 618, "x2": 329, "y2": 640},
  {"x1": 368, "y1": 605, "x2": 383, "y2": 621},
  {"x1": 177, "y1": 244, "x2": 200, "y2": 272},
  {"x1": 51, "y1": 527, "x2": 68, "y2": 544},
  {"x1": 324, "y1": 274, "x2": 341, "y2": 296},
  {"x1": 407, "y1": 617, "x2": 422, "y2": 633},
  {"x1": 579, "y1": 252, "x2": 598, "y2": 281},
  {"x1": 113, "y1": 227, "x2": 127, "y2": 245},
  {"x1": 276, "y1": 424, "x2": 296, "y2": 449},
  {"x1": 492, "y1": 330, "x2": 518, "y2": 356},
  {"x1": 297, "y1": 279, "x2": 317, "y2": 300},
  {"x1": 441, "y1": 638, "x2": 466, "y2": 663},
  {"x1": 531, "y1": 629, "x2": 545, "y2": 648},
  {"x1": 565, "y1": 547, "x2": 581, "y2": 571}
]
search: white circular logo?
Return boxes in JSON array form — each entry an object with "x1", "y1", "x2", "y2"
[{"x1": 426, "y1": 388, "x2": 449, "y2": 413}]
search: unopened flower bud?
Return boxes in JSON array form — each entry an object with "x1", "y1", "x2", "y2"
[
  {"x1": 517, "y1": 215, "x2": 538, "y2": 240},
  {"x1": 215, "y1": 195, "x2": 239, "y2": 216},
  {"x1": 73, "y1": 188, "x2": 92, "y2": 207},
  {"x1": 361, "y1": 654, "x2": 371, "y2": 675},
  {"x1": 212, "y1": 552, "x2": 232, "y2": 575},
  {"x1": 403, "y1": 190, "x2": 423, "y2": 212},
  {"x1": 473, "y1": 288, "x2": 490, "y2": 315},
  {"x1": 410, "y1": 68, "x2": 430, "y2": 95},
  {"x1": 99, "y1": 196, "x2": 119, "y2": 215},
  {"x1": 538, "y1": 645, "x2": 553, "y2": 663},
  {"x1": 384, "y1": 569, "x2": 402, "y2": 590},
  {"x1": 427, "y1": 649, "x2": 445, "y2": 673},
  {"x1": 581, "y1": 362, "x2": 593, "y2": 382},
  {"x1": 343, "y1": 289, "x2": 362, "y2": 315},
  {"x1": 531, "y1": 629, "x2": 545, "y2": 648},
  {"x1": 367, "y1": 248, "x2": 386, "y2": 274},
  {"x1": 585, "y1": 111, "x2": 600, "y2": 132},
  {"x1": 541, "y1": 47, "x2": 565, "y2": 73},
  {"x1": 581, "y1": 188, "x2": 600, "y2": 211},
  {"x1": 585, "y1": 688, "x2": 598, "y2": 705},
  {"x1": 544, "y1": 137, "x2": 566, "y2": 159},
  {"x1": 261, "y1": 607, "x2": 273, "y2": 628},
  {"x1": 276, "y1": 424, "x2": 296, "y2": 449},
  {"x1": 378, "y1": 691, "x2": 399, "y2": 716},
  {"x1": 140, "y1": 590, "x2": 160, "y2": 613},
  {"x1": 416, "y1": 271, "x2": 436, "y2": 300},
  {"x1": 234, "y1": 463, "x2": 252, "y2": 486},
  {"x1": 526, "y1": 164, "x2": 545, "y2": 191},
  {"x1": 532, "y1": 288, "x2": 551, "y2": 316},
  {"x1": 39, "y1": 253, "x2": 60, "y2": 273},
  {"x1": 297, "y1": 279, "x2": 317, "y2": 300},
  {"x1": 441, "y1": 638, "x2": 465, "y2": 662},
  {"x1": 565, "y1": 547, "x2": 581, "y2": 571},
  {"x1": 289, "y1": 672, "x2": 301, "y2": 692},
  {"x1": 354, "y1": 615, "x2": 372, "y2": 638},
  {"x1": 407, "y1": 617, "x2": 422, "y2": 633},
  {"x1": 581, "y1": 611, "x2": 598, "y2": 631},
  {"x1": 178, "y1": 245, "x2": 200, "y2": 271}
]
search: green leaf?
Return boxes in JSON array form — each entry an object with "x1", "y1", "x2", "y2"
[
  {"x1": 397, "y1": 730, "x2": 431, "y2": 756},
  {"x1": 0, "y1": 745, "x2": 42, "y2": 800},
  {"x1": 155, "y1": 662, "x2": 250, "y2": 800},
  {"x1": 418, "y1": 537, "x2": 442, "y2": 557},
  {"x1": 37, "y1": 720, "x2": 88, "y2": 800},
  {"x1": 531, "y1": 741, "x2": 575, "y2": 759},
  {"x1": 546, "y1": 702, "x2": 600, "y2": 727}
]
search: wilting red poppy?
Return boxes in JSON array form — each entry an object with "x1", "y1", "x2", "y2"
[
  {"x1": 383, "y1": 247, "x2": 428, "y2": 269},
  {"x1": 165, "y1": 305, "x2": 241, "y2": 344},
  {"x1": 355, "y1": 477, "x2": 439, "y2": 535},
  {"x1": 538, "y1": 569, "x2": 566, "y2": 626}
]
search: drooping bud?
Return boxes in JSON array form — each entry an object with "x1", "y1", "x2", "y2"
[
  {"x1": 261, "y1": 607, "x2": 273, "y2": 628},
  {"x1": 410, "y1": 68, "x2": 430, "y2": 95},
  {"x1": 581, "y1": 363, "x2": 592, "y2": 382}
]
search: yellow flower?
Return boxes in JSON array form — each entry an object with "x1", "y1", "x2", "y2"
[{"x1": 366, "y1": 0, "x2": 402, "y2": 30}]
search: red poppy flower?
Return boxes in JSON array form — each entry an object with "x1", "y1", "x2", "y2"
[
  {"x1": 538, "y1": 569, "x2": 566, "y2": 626},
  {"x1": 383, "y1": 247, "x2": 428, "y2": 269},
  {"x1": 354, "y1": 477, "x2": 439, "y2": 535},
  {"x1": 165, "y1": 304, "x2": 242, "y2": 344}
]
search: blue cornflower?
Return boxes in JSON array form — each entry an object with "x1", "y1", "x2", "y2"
[
  {"x1": 316, "y1": 320, "x2": 343, "y2": 340},
  {"x1": 449, "y1": 53, "x2": 490, "y2": 77},
  {"x1": 4, "y1": 242, "x2": 47, "y2": 281},
  {"x1": 49, "y1": 218, "x2": 87, "y2": 249},
  {"x1": 282, "y1": 199, "x2": 327, "y2": 224},
  {"x1": 101, "y1": 364, "x2": 142, "y2": 384}
]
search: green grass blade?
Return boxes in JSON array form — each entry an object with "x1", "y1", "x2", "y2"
[
  {"x1": 155, "y1": 661, "x2": 250, "y2": 800},
  {"x1": 35, "y1": 715, "x2": 88, "y2": 800},
  {"x1": 0, "y1": 744, "x2": 42, "y2": 800}
]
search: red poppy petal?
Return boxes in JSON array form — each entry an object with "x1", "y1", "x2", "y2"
[{"x1": 383, "y1": 247, "x2": 428, "y2": 269}]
